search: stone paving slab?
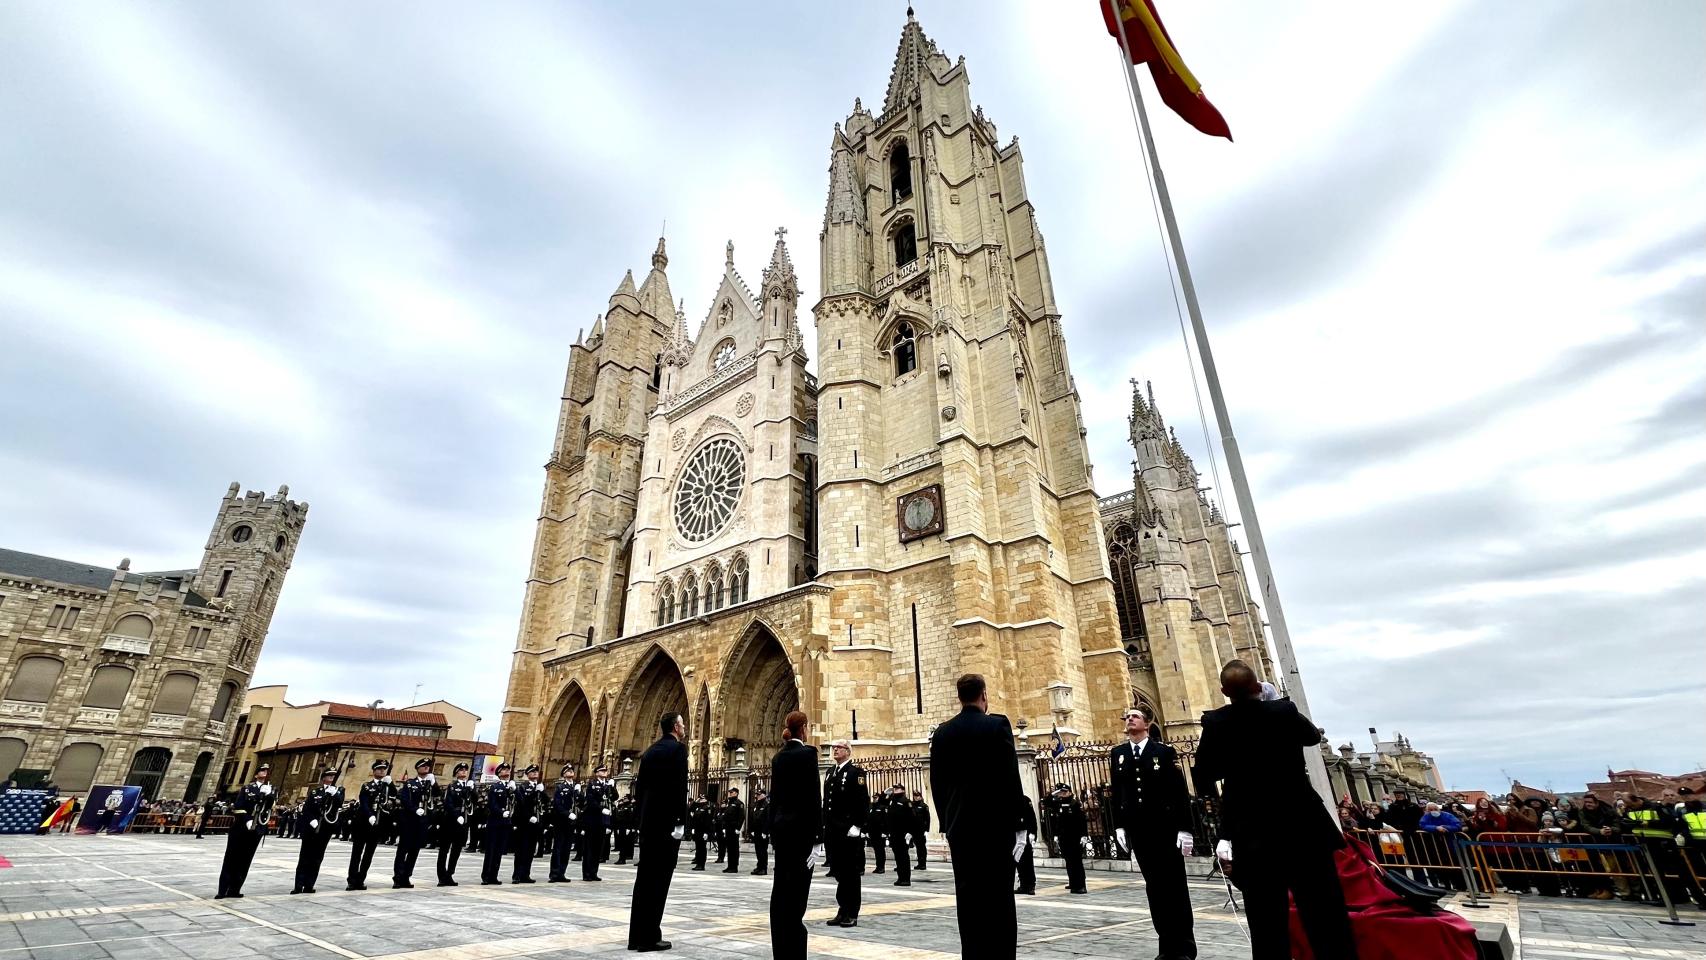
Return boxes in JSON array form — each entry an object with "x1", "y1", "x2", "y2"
[{"x1": 0, "y1": 834, "x2": 1700, "y2": 959}]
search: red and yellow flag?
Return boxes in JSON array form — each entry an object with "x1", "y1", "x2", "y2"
[{"x1": 1101, "y1": 0, "x2": 1232, "y2": 140}]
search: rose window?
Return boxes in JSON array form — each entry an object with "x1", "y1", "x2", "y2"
[
  {"x1": 713, "y1": 339, "x2": 737, "y2": 371},
  {"x1": 673, "y1": 437, "x2": 745, "y2": 543}
]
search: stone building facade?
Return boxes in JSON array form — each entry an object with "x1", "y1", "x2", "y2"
[
  {"x1": 499, "y1": 12, "x2": 1137, "y2": 776},
  {"x1": 1099, "y1": 381, "x2": 1276, "y2": 739},
  {"x1": 0, "y1": 483, "x2": 306, "y2": 802}
]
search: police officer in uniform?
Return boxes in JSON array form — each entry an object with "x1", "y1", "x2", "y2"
[
  {"x1": 719, "y1": 787, "x2": 746, "y2": 873},
  {"x1": 347, "y1": 759, "x2": 395, "y2": 891},
  {"x1": 689, "y1": 794, "x2": 715, "y2": 869},
  {"x1": 1623, "y1": 794, "x2": 1706, "y2": 909},
  {"x1": 1110, "y1": 705, "x2": 1196, "y2": 959},
  {"x1": 1015, "y1": 793, "x2": 1038, "y2": 895},
  {"x1": 479, "y1": 762, "x2": 515, "y2": 884},
  {"x1": 1045, "y1": 782, "x2": 1089, "y2": 894},
  {"x1": 614, "y1": 792, "x2": 638, "y2": 864},
  {"x1": 215, "y1": 763, "x2": 274, "y2": 899},
  {"x1": 911, "y1": 790, "x2": 931, "y2": 870},
  {"x1": 392, "y1": 758, "x2": 437, "y2": 888},
  {"x1": 748, "y1": 787, "x2": 771, "y2": 875},
  {"x1": 437, "y1": 761, "x2": 476, "y2": 885},
  {"x1": 292, "y1": 767, "x2": 344, "y2": 894},
  {"x1": 579, "y1": 763, "x2": 615, "y2": 880},
  {"x1": 881, "y1": 783, "x2": 913, "y2": 886},
  {"x1": 628, "y1": 711, "x2": 689, "y2": 953},
  {"x1": 767, "y1": 710, "x2": 821, "y2": 960},
  {"x1": 511, "y1": 763, "x2": 546, "y2": 883},
  {"x1": 822, "y1": 738, "x2": 869, "y2": 927},
  {"x1": 548, "y1": 763, "x2": 580, "y2": 882}
]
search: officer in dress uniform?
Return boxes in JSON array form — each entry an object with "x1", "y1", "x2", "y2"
[
  {"x1": 748, "y1": 788, "x2": 771, "y2": 876},
  {"x1": 822, "y1": 738, "x2": 869, "y2": 927},
  {"x1": 511, "y1": 764, "x2": 546, "y2": 883},
  {"x1": 1110, "y1": 705, "x2": 1197, "y2": 960},
  {"x1": 437, "y1": 761, "x2": 475, "y2": 886},
  {"x1": 579, "y1": 763, "x2": 615, "y2": 880},
  {"x1": 1015, "y1": 793, "x2": 1039, "y2": 894},
  {"x1": 547, "y1": 763, "x2": 580, "y2": 883},
  {"x1": 719, "y1": 787, "x2": 746, "y2": 873},
  {"x1": 347, "y1": 759, "x2": 395, "y2": 891},
  {"x1": 883, "y1": 783, "x2": 914, "y2": 886},
  {"x1": 215, "y1": 763, "x2": 274, "y2": 899},
  {"x1": 614, "y1": 792, "x2": 638, "y2": 864},
  {"x1": 466, "y1": 779, "x2": 487, "y2": 854},
  {"x1": 479, "y1": 762, "x2": 515, "y2": 884},
  {"x1": 866, "y1": 790, "x2": 887, "y2": 875},
  {"x1": 628, "y1": 711, "x2": 689, "y2": 953},
  {"x1": 1045, "y1": 782, "x2": 1089, "y2": 894},
  {"x1": 767, "y1": 711, "x2": 821, "y2": 960},
  {"x1": 686, "y1": 794, "x2": 714, "y2": 869},
  {"x1": 392, "y1": 758, "x2": 437, "y2": 888},
  {"x1": 291, "y1": 767, "x2": 344, "y2": 894},
  {"x1": 911, "y1": 790, "x2": 931, "y2": 870}
]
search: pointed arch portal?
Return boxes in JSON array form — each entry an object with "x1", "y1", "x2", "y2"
[
  {"x1": 616, "y1": 647, "x2": 690, "y2": 761},
  {"x1": 718, "y1": 624, "x2": 799, "y2": 758},
  {"x1": 544, "y1": 682, "x2": 593, "y2": 774}
]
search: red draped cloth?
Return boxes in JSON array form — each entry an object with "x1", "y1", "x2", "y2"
[{"x1": 1288, "y1": 834, "x2": 1478, "y2": 960}]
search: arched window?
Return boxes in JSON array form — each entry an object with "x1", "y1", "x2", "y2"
[
  {"x1": 586, "y1": 625, "x2": 596, "y2": 648},
  {"x1": 893, "y1": 219, "x2": 918, "y2": 268},
  {"x1": 681, "y1": 577, "x2": 699, "y2": 618},
  {"x1": 581, "y1": 416, "x2": 592, "y2": 455},
  {"x1": 82, "y1": 665, "x2": 135, "y2": 710},
  {"x1": 183, "y1": 751, "x2": 214, "y2": 803},
  {"x1": 0, "y1": 737, "x2": 28, "y2": 782},
  {"x1": 5, "y1": 655, "x2": 63, "y2": 703},
  {"x1": 712, "y1": 339, "x2": 737, "y2": 371},
  {"x1": 729, "y1": 554, "x2": 750, "y2": 605},
  {"x1": 658, "y1": 578, "x2": 676, "y2": 625},
  {"x1": 892, "y1": 322, "x2": 918, "y2": 377},
  {"x1": 652, "y1": 354, "x2": 663, "y2": 388},
  {"x1": 703, "y1": 562, "x2": 724, "y2": 613},
  {"x1": 110, "y1": 613, "x2": 153, "y2": 640},
  {"x1": 890, "y1": 140, "x2": 913, "y2": 202},
  {"x1": 211, "y1": 681, "x2": 239, "y2": 723},
  {"x1": 154, "y1": 673, "x2": 199, "y2": 716},
  {"x1": 52, "y1": 742, "x2": 104, "y2": 792}
]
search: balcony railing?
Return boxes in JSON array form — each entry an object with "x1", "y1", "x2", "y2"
[
  {"x1": 145, "y1": 713, "x2": 187, "y2": 735},
  {"x1": 205, "y1": 719, "x2": 228, "y2": 741},
  {"x1": 0, "y1": 699, "x2": 47, "y2": 723},
  {"x1": 101, "y1": 634, "x2": 152, "y2": 655},
  {"x1": 73, "y1": 706, "x2": 120, "y2": 727}
]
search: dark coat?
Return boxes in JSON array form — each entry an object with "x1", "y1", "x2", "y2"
[
  {"x1": 928, "y1": 706, "x2": 1023, "y2": 843},
  {"x1": 1193, "y1": 697, "x2": 1341, "y2": 854},
  {"x1": 766, "y1": 739, "x2": 821, "y2": 848},
  {"x1": 634, "y1": 733, "x2": 688, "y2": 837},
  {"x1": 1046, "y1": 794, "x2": 1087, "y2": 844},
  {"x1": 1108, "y1": 739, "x2": 1193, "y2": 837},
  {"x1": 822, "y1": 762, "x2": 869, "y2": 836}
]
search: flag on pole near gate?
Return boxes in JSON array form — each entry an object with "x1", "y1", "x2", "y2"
[
  {"x1": 1100, "y1": 0, "x2": 1232, "y2": 139},
  {"x1": 1049, "y1": 724, "x2": 1067, "y2": 758}
]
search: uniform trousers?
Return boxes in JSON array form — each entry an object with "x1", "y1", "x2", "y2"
[
  {"x1": 693, "y1": 834, "x2": 708, "y2": 867},
  {"x1": 753, "y1": 835, "x2": 769, "y2": 872},
  {"x1": 828, "y1": 834, "x2": 865, "y2": 919},
  {"x1": 511, "y1": 823, "x2": 539, "y2": 880},
  {"x1": 889, "y1": 835, "x2": 911, "y2": 883},
  {"x1": 392, "y1": 836, "x2": 424, "y2": 885},
  {"x1": 436, "y1": 820, "x2": 466, "y2": 883},
  {"x1": 580, "y1": 825, "x2": 608, "y2": 879},
  {"x1": 869, "y1": 832, "x2": 886, "y2": 872},
  {"x1": 217, "y1": 825, "x2": 262, "y2": 897},
  {"x1": 294, "y1": 827, "x2": 332, "y2": 891},
  {"x1": 1129, "y1": 829, "x2": 1197, "y2": 959},
  {"x1": 1016, "y1": 840, "x2": 1035, "y2": 892},
  {"x1": 946, "y1": 833, "x2": 1016, "y2": 959},
  {"x1": 1058, "y1": 835, "x2": 1087, "y2": 890},
  {"x1": 720, "y1": 829, "x2": 741, "y2": 870},
  {"x1": 627, "y1": 833, "x2": 680, "y2": 949},
  {"x1": 768, "y1": 841, "x2": 813, "y2": 960},
  {"x1": 480, "y1": 821, "x2": 511, "y2": 882},
  {"x1": 1236, "y1": 835, "x2": 1356, "y2": 960},
  {"x1": 549, "y1": 816, "x2": 575, "y2": 880},
  {"x1": 347, "y1": 824, "x2": 381, "y2": 887},
  {"x1": 914, "y1": 832, "x2": 928, "y2": 868}
]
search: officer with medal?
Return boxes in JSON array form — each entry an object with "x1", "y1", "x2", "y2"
[
  {"x1": 1109, "y1": 705, "x2": 1197, "y2": 960},
  {"x1": 215, "y1": 762, "x2": 274, "y2": 899},
  {"x1": 347, "y1": 759, "x2": 396, "y2": 891},
  {"x1": 821, "y1": 738, "x2": 869, "y2": 928},
  {"x1": 392, "y1": 758, "x2": 436, "y2": 888},
  {"x1": 747, "y1": 787, "x2": 771, "y2": 875},
  {"x1": 437, "y1": 761, "x2": 476, "y2": 885},
  {"x1": 1045, "y1": 782, "x2": 1089, "y2": 894},
  {"x1": 510, "y1": 763, "x2": 546, "y2": 883},
  {"x1": 479, "y1": 761, "x2": 515, "y2": 884},
  {"x1": 719, "y1": 787, "x2": 746, "y2": 873},
  {"x1": 291, "y1": 766, "x2": 344, "y2": 894},
  {"x1": 579, "y1": 763, "x2": 615, "y2": 880},
  {"x1": 547, "y1": 763, "x2": 580, "y2": 882}
]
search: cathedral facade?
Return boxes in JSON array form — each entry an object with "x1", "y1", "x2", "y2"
[{"x1": 498, "y1": 13, "x2": 1263, "y2": 773}]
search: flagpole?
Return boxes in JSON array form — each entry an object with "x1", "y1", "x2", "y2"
[{"x1": 1107, "y1": 8, "x2": 1333, "y2": 807}]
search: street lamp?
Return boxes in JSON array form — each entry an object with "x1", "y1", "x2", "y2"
[{"x1": 1047, "y1": 681, "x2": 1074, "y2": 727}]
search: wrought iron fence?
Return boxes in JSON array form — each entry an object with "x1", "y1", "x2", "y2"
[{"x1": 1034, "y1": 737, "x2": 1216, "y2": 859}]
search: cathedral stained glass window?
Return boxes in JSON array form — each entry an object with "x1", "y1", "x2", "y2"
[
  {"x1": 713, "y1": 339, "x2": 737, "y2": 371},
  {"x1": 673, "y1": 436, "x2": 745, "y2": 544}
]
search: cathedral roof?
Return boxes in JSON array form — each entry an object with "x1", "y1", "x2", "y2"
[
  {"x1": 0, "y1": 546, "x2": 114, "y2": 591},
  {"x1": 824, "y1": 135, "x2": 866, "y2": 226}
]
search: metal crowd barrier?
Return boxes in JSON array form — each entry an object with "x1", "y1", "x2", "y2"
[{"x1": 1460, "y1": 835, "x2": 1696, "y2": 927}]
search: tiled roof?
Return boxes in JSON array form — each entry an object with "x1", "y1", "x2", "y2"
[
  {"x1": 260, "y1": 732, "x2": 496, "y2": 756},
  {"x1": 0, "y1": 547, "x2": 115, "y2": 591},
  {"x1": 322, "y1": 703, "x2": 448, "y2": 726}
]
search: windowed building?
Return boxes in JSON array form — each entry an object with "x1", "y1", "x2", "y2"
[{"x1": 0, "y1": 483, "x2": 306, "y2": 802}]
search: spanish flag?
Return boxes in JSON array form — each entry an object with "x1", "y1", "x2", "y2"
[
  {"x1": 1102, "y1": 0, "x2": 1231, "y2": 140},
  {"x1": 42, "y1": 797, "x2": 75, "y2": 830}
]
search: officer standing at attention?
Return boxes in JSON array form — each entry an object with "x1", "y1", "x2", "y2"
[
  {"x1": 579, "y1": 763, "x2": 615, "y2": 881},
  {"x1": 479, "y1": 761, "x2": 515, "y2": 884},
  {"x1": 748, "y1": 787, "x2": 771, "y2": 876},
  {"x1": 347, "y1": 760, "x2": 395, "y2": 891},
  {"x1": 719, "y1": 787, "x2": 746, "y2": 873},
  {"x1": 766, "y1": 710, "x2": 821, "y2": 960},
  {"x1": 1045, "y1": 782, "x2": 1089, "y2": 894},
  {"x1": 822, "y1": 738, "x2": 869, "y2": 928},
  {"x1": 867, "y1": 788, "x2": 887, "y2": 875},
  {"x1": 628, "y1": 710, "x2": 689, "y2": 953},
  {"x1": 291, "y1": 767, "x2": 344, "y2": 895},
  {"x1": 689, "y1": 794, "x2": 715, "y2": 870},
  {"x1": 548, "y1": 763, "x2": 580, "y2": 883},
  {"x1": 215, "y1": 763, "x2": 274, "y2": 899},
  {"x1": 1109, "y1": 704, "x2": 1196, "y2": 960},
  {"x1": 392, "y1": 758, "x2": 437, "y2": 888},
  {"x1": 511, "y1": 764, "x2": 546, "y2": 883},
  {"x1": 437, "y1": 761, "x2": 476, "y2": 886},
  {"x1": 910, "y1": 790, "x2": 931, "y2": 870},
  {"x1": 929, "y1": 674, "x2": 1024, "y2": 959},
  {"x1": 614, "y1": 792, "x2": 638, "y2": 865},
  {"x1": 884, "y1": 784, "x2": 913, "y2": 886},
  {"x1": 1194, "y1": 660, "x2": 1357, "y2": 960},
  {"x1": 1015, "y1": 793, "x2": 1039, "y2": 895}
]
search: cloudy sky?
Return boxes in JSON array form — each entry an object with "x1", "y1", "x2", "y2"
[{"x1": 2, "y1": 2, "x2": 1701, "y2": 793}]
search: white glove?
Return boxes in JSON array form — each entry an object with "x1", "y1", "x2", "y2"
[
  {"x1": 416, "y1": 807, "x2": 425, "y2": 816},
  {"x1": 259, "y1": 785, "x2": 272, "y2": 795},
  {"x1": 1679, "y1": 834, "x2": 1689, "y2": 847},
  {"x1": 252, "y1": 819, "x2": 263, "y2": 832},
  {"x1": 382, "y1": 776, "x2": 392, "y2": 784},
  {"x1": 602, "y1": 808, "x2": 610, "y2": 816},
  {"x1": 670, "y1": 825, "x2": 685, "y2": 840},
  {"x1": 368, "y1": 815, "x2": 377, "y2": 826},
  {"x1": 1176, "y1": 831, "x2": 1194, "y2": 856},
  {"x1": 902, "y1": 834, "x2": 910, "y2": 844},
  {"x1": 1012, "y1": 830, "x2": 1027, "y2": 863},
  {"x1": 457, "y1": 816, "x2": 465, "y2": 825},
  {"x1": 1115, "y1": 827, "x2": 1127, "y2": 848},
  {"x1": 848, "y1": 826, "x2": 861, "y2": 838},
  {"x1": 569, "y1": 813, "x2": 577, "y2": 820},
  {"x1": 1215, "y1": 839, "x2": 1232, "y2": 862},
  {"x1": 807, "y1": 843, "x2": 823, "y2": 870},
  {"x1": 1027, "y1": 834, "x2": 1036, "y2": 844},
  {"x1": 309, "y1": 819, "x2": 319, "y2": 830},
  {"x1": 529, "y1": 816, "x2": 538, "y2": 824}
]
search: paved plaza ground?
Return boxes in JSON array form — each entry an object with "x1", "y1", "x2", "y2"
[{"x1": 0, "y1": 834, "x2": 1701, "y2": 959}]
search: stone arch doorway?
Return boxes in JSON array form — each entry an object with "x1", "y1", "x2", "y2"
[
  {"x1": 615, "y1": 646, "x2": 689, "y2": 762},
  {"x1": 717, "y1": 623, "x2": 800, "y2": 761},
  {"x1": 544, "y1": 682, "x2": 594, "y2": 774}
]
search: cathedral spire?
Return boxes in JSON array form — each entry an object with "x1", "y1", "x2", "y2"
[
  {"x1": 883, "y1": 8, "x2": 938, "y2": 116},
  {"x1": 636, "y1": 235, "x2": 675, "y2": 320},
  {"x1": 611, "y1": 268, "x2": 638, "y2": 301},
  {"x1": 1129, "y1": 379, "x2": 1167, "y2": 442}
]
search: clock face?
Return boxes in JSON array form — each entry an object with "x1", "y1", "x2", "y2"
[
  {"x1": 904, "y1": 496, "x2": 936, "y2": 531},
  {"x1": 896, "y1": 485, "x2": 944, "y2": 542}
]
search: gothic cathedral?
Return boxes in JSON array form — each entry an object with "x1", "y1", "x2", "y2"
[{"x1": 498, "y1": 12, "x2": 1262, "y2": 774}]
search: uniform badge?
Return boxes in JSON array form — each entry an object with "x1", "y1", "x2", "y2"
[
  {"x1": 1116, "y1": 754, "x2": 1124, "y2": 768},
  {"x1": 1153, "y1": 758, "x2": 1160, "y2": 770}
]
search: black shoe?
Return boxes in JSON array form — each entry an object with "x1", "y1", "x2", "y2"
[
  {"x1": 229, "y1": 893, "x2": 245, "y2": 899},
  {"x1": 289, "y1": 888, "x2": 302, "y2": 895},
  {"x1": 480, "y1": 879, "x2": 501, "y2": 885},
  {"x1": 825, "y1": 915, "x2": 846, "y2": 927},
  {"x1": 630, "y1": 941, "x2": 672, "y2": 952},
  {"x1": 837, "y1": 917, "x2": 858, "y2": 928},
  {"x1": 513, "y1": 878, "x2": 535, "y2": 884},
  {"x1": 585, "y1": 876, "x2": 603, "y2": 881},
  {"x1": 213, "y1": 893, "x2": 227, "y2": 900},
  {"x1": 1071, "y1": 888, "x2": 1088, "y2": 895},
  {"x1": 721, "y1": 867, "x2": 737, "y2": 873},
  {"x1": 393, "y1": 881, "x2": 413, "y2": 889},
  {"x1": 346, "y1": 884, "x2": 365, "y2": 891},
  {"x1": 894, "y1": 878, "x2": 911, "y2": 886},
  {"x1": 1016, "y1": 888, "x2": 1035, "y2": 895},
  {"x1": 751, "y1": 868, "x2": 767, "y2": 875},
  {"x1": 548, "y1": 876, "x2": 568, "y2": 883},
  {"x1": 874, "y1": 869, "x2": 885, "y2": 875},
  {"x1": 691, "y1": 865, "x2": 705, "y2": 871}
]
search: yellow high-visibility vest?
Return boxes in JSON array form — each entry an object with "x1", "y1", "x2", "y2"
[
  {"x1": 1627, "y1": 809, "x2": 1670, "y2": 840},
  {"x1": 1684, "y1": 811, "x2": 1706, "y2": 840}
]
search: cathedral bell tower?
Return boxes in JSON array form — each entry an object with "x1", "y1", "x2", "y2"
[{"x1": 811, "y1": 11, "x2": 1129, "y2": 744}]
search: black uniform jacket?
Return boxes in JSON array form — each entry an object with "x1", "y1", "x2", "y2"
[
  {"x1": 822, "y1": 761, "x2": 869, "y2": 837},
  {"x1": 1109, "y1": 739, "x2": 1193, "y2": 837},
  {"x1": 635, "y1": 733, "x2": 688, "y2": 837},
  {"x1": 766, "y1": 739, "x2": 821, "y2": 848},
  {"x1": 1193, "y1": 697, "x2": 1342, "y2": 855},
  {"x1": 928, "y1": 706, "x2": 1023, "y2": 844},
  {"x1": 300, "y1": 783, "x2": 344, "y2": 833},
  {"x1": 442, "y1": 779, "x2": 476, "y2": 825}
]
